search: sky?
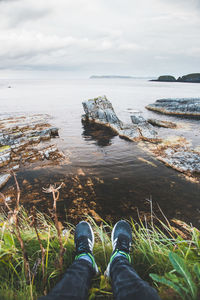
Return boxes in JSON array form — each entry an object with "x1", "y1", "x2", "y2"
[{"x1": 0, "y1": 0, "x2": 199, "y2": 78}]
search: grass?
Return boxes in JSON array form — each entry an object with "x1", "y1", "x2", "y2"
[
  {"x1": 0, "y1": 175, "x2": 199, "y2": 299},
  {"x1": 0, "y1": 208, "x2": 199, "y2": 300}
]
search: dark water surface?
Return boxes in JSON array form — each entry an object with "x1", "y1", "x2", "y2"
[{"x1": 0, "y1": 78, "x2": 200, "y2": 226}]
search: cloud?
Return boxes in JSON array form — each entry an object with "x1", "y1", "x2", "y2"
[
  {"x1": 0, "y1": 0, "x2": 199, "y2": 75},
  {"x1": 0, "y1": 0, "x2": 51, "y2": 28}
]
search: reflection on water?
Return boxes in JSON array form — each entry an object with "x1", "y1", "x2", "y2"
[
  {"x1": 0, "y1": 78, "x2": 200, "y2": 227},
  {"x1": 82, "y1": 120, "x2": 117, "y2": 147}
]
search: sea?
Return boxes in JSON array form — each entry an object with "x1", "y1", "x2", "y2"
[{"x1": 0, "y1": 78, "x2": 200, "y2": 226}]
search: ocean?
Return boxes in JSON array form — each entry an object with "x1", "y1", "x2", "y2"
[{"x1": 0, "y1": 78, "x2": 200, "y2": 226}]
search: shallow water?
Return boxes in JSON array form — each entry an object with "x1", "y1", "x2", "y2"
[{"x1": 0, "y1": 78, "x2": 200, "y2": 226}]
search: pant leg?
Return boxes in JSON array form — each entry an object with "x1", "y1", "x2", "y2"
[
  {"x1": 38, "y1": 259, "x2": 95, "y2": 300},
  {"x1": 110, "y1": 256, "x2": 161, "y2": 300}
]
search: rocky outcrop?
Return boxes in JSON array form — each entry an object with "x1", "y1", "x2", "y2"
[
  {"x1": 82, "y1": 96, "x2": 200, "y2": 182},
  {"x1": 147, "y1": 137, "x2": 200, "y2": 177},
  {"x1": 177, "y1": 73, "x2": 200, "y2": 83},
  {"x1": 82, "y1": 96, "x2": 159, "y2": 142},
  {"x1": 147, "y1": 118, "x2": 177, "y2": 128},
  {"x1": 0, "y1": 114, "x2": 64, "y2": 189},
  {"x1": 146, "y1": 98, "x2": 200, "y2": 117},
  {"x1": 152, "y1": 75, "x2": 176, "y2": 82}
]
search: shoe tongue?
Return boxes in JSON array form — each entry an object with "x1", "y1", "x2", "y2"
[
  {"x1": 77, "y1": 236, "x2": 90, "y2": 254},
  {"x1": 116, "y1": 234, "x2": 129, "y2": 252}
]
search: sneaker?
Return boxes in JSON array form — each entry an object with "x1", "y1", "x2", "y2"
[
  {"x1": 74, "y1": 221, "x2": 98, "y2": 273},
  {"x1": 105, "y1": 220, "x2": 132, "y2": 277}
]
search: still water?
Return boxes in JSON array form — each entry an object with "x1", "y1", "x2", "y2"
[{"x1": 0, "y1": 78, "x2": 200, "y2": 226}]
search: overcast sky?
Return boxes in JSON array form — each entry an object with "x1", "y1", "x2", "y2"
[{"x1": 0, "y1": 0, "x2": 199, "y2": 78}]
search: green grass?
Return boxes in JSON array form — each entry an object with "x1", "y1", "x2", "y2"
[{"x1": 0, "y1": 209, "x2": 199, "y2": 299}]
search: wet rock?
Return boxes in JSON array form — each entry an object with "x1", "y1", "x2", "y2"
[
  {"x1": 0, "y1": 114, "x2": 63, "y2": 172},
  {"x1": 0, "y1": 174, "x2": 11, "y2": 189},
  {"x1": 146, "y1": 137, "x2": 200, "y2": 179},
  {"x1": 158, "y1": 150, "x2": 200, "y2": 174},
  {"x1": 40, "y1": 146, "x2": 59, "y2": 160},
  {"x1": 146, "y1": 98, "x2": 200, "y2": 117},
  {"x1": 12, "y1": 165, "x2": 19, "y2": 171},
  {"x1": 0, "y1": 150, "x2": 11, "y2": 167},
  {"x1": 49, "y1": 127, "x2": 59, "y2": 137},
  {"x1": 131, "y1": 114, "x2": 158, "y2": 141},
  {"x1": 118, "y1": 123, "x2": 141, "y2": 141},
  {"x1": 82, "y1": 96, "x2": 159, "y2": 142},
  {"x1": 147, "y1": 118, "x2": 177, "y2": 128},
  {"x1": 83, "y1": 96, "x2": 122, "y2": 127}
]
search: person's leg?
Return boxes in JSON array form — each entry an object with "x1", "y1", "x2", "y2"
[
  {"x1": 38, "y1": 221, "x2": 98, "y2": 300},
  {"x1": 105, "y1": 220, "x2": 161, "y2": 300},
  {"x1": 110, "y1": 256, "x2": 161, "y2": 300}
]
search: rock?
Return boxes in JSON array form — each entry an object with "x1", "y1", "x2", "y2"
[
  {"x1": 147, "y1": 118, "x2": 177, "y2": 128},
  {"x1": 12, "y1": 165, "x2": 19, "y2": 171},
  {"x1": 118, "y1": 123, "x2": 141, "y2": 141},
  {"x1": 0, "y1": 114, "x2": 62, "y2": 172},
  {"x1": 147, "y1": 137, "x2": 200, "y2": 177},
  {"x1": 177, "y1": 73, "x2": 200, "y2": 83},
  {"x1": 0, "y1": 151, "x2": 11, "y2": 167},
  {"x1": 153, "y1": 75, "x2": 176, "y2": 82},
  {"x1": 146, "y1": 98, "x2": 200, "y2": 117},
  {"x1": 82, "y1": 96, "x2": 159, "y2": 142},
  {"x1": 0, "y1": 174, "x2": 11, "y2": 189},
  {"x1": 158, "y1": 150, "x2": 200, "y2": 174},
  {"x1": 82, "y1": 96, "x2": 122, "y2": 127},
  {"x1": 130, "y1": 114, "x2": 158, "y2": 141},
  {"x1": 49, "y1": 127, "x2": 59, "y2": 137}
]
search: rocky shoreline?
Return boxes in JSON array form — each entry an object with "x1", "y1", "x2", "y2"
[
  {"x1": 0, "y1": 114, "x2": 65, "y2": 190},
  {"x1": 82, "y1": 96, "x2": 200, "y2": 183}
]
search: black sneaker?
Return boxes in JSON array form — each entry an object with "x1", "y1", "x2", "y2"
[
  {"x1": 74, "y1": 221, "x2": 98, "y2": 273},
  {"x1": 105, "y1": 220, "x2": 132, "y2": 277}
]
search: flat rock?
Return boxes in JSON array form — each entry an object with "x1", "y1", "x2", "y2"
[
  {"x1": 0, "y1": 114, "x2": 62, "y2": 172},
  {"x1": 0, "y1": 151, "x2": 11, "y2": 167},
  {"x1": 158, "y1": 149, "x2": 200, "y2": 174},
  {"x1": 82, "y1": 96, "x2": 159, "y2": 142},
  {"x1": 147, "y1": 137, "x2": 200, "y2": 177},
  {"x1": 147, "y1": 118, "x2": 177, "y2": 128},
  {"x1": 146, "y1": 98, "x2": 200, "y2": 117},
  {"x1": 0, "y1": 174, "x2": 11, "y2": 189},
  {"x1": 131, "y1": 114, "x2": 158, "y2": 141}
]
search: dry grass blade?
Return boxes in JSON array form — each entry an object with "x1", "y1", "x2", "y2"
[{"x1": 43, "y1": 182, "x2": 65, "y2": 274}]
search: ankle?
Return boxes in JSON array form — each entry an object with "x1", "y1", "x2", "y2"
[
  {"x1": 110, "y1": 250, "x2": 131, "y2": 264},
  {"x1": 75, "y1": 252, "x2": 96, "y2": 268}
]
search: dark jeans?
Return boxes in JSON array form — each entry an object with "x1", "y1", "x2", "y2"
[{"x1": 39, "y1": 257, "x2": 161, "y2": 300}]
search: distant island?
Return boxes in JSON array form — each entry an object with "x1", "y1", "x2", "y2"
[
  {"x1": 151, "y1": 73, "x2": 200, "y2": 83},
  {"x1": 90, "y1": 75, "x2": 154, "y2": 79}
]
